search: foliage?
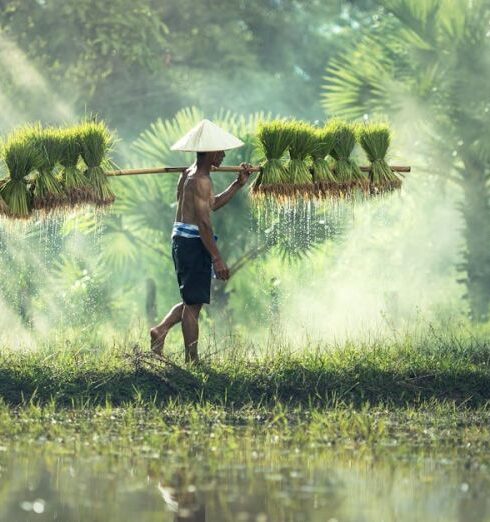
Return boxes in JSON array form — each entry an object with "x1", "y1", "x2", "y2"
[
  {"x1": 0, "y1": 1, "x2": 377, "y2": 136},
  {"x1": 322, "y1": 0, "x2": 490, "y2": 320}
]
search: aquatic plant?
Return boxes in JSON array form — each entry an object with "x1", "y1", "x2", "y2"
[
  {"x1": 78, "y1": 119, "x2": 115, "y2": 205},
  {"x1": 357, "y1": 122, "x2": 401, "y2": 193},
  {"x1": 0, "y1": 125, "x2": 43, "y2": 218}
]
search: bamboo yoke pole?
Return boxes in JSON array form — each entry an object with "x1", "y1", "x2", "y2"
[{"x1": 106, "y1": 165, "x2": 411, "y2": 177}]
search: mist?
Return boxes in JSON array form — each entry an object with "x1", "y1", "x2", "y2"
[{"x1": 0, "y1": 0, "x2": 488, "y2": 351}]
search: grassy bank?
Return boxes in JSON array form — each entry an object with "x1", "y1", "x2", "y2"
[
  {"x1": 0, "y1": 332, "x2": 488, "y2": 408},
  {"x1": 1, "y1": 400, "x2": 489, "y2": 454}
]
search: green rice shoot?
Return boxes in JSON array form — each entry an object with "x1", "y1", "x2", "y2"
[
  {"x1": 60, "y1": 127, "x2": 93, "y2": 205},
  {"x1": 78, "y1": 119, "x2": 115, "y2": 205},
  {"x1": 252, "y1": 120, "x2": 293, "y2": 196},
  {"x1": 284, "y1": 121, "x2": 316, "y2": 194},
  {"x1": 30, "y1": 125, "x2": 65, "y2": 210},
  {"x1": 0, "y1": 125, "x2": 44, "y2": 218},
  {"x1": 311, "y1": 127, "x2": 336, "y2": 193},
  {"x1": 327, "y1": 119, "x2": 366, "y2": 195},
  {"x1": 357, "y1": 122, "x2": 401, "y2": 193}
]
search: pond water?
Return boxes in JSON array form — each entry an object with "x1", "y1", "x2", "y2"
[{"x1": 0, "y1": 444, "x2": 488, "y2": 522}]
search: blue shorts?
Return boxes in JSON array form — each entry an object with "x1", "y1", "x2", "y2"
[{"x1": 172, "y1": 236, "x2": 212, "y2": 305}]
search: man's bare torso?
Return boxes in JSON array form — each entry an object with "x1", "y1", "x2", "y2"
[{"x1": 175, "y1": 166, "x2": 215, "y2": 225}]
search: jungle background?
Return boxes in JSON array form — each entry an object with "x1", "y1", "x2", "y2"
[{"x1": 0, "y1": 0, "x2": 488, "y2": 351}]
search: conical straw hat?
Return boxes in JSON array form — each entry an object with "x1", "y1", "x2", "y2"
[{"x1": 171, "y1": 119, "x2": 244, "y2": 152}]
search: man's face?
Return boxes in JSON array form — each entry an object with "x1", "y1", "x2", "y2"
[{"x1": 210, "y1": 150, "x2": 225, "y2": 167}]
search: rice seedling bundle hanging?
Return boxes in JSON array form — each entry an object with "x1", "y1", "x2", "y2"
[
  {"x1": 251, "y1": 120, "x2": 293, "y2": 197},
  {"x1": 284, "y1": 121, "x2": 317, "y2": 196},
  {"x1": 78, "y1": 120, "x2": 115, "y2": 205},
  {"x1": 0, "y1": 126, "x2": 43, "y2": 218},
  {"x1": 357, "y1": 122, "x2": 401, "y2": 193},
  {"x1": 328, "y1": 119, "x2": 367, "y2": 196},
  {"x1": 311, "y1": 127, "x2": 336, "y2": 195},
  {"x1": 31, "y1": 125, "x2": 65, "y2": 211},
  {"x1": 60, "y1": 127, "x2": 93, "y2": 205},
  {"x1": 0, "y1": 146, "x2": 9, "y2": 214}
]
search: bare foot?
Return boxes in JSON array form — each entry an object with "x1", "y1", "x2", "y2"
[{"x1": 150, "y1": 327, "x2": 167, "y2": 355}]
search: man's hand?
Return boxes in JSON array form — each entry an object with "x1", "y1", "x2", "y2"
[
  {"x1": 212, "y1": 256, "x2": 230, "y2": 280},
  {"x1": 236, "y1": 162, "x2": 254, "y2": 187}
]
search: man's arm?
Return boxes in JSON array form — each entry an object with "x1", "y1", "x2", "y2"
[
  {"x1": 212, "y1": 163, "x2": 254, "y2": 211},
  {"x1": 194, "y1": 177, "x2": 229, "y2": 280},
  {"x1": 212, "y1": 179, "x2": 241, "y2": 211}
]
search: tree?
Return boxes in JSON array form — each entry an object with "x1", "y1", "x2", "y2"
[
  {"x1": 322, "y1": 0, "x2": 490, "y2": 321},
  {"x1": 0, "y1": 0, "x2": 376, "y2": 137}
]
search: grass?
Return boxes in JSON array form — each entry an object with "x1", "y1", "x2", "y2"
[
  {"x1": 0, "y1": 333, "x2": 488, "y2": 408},
  {"x1": 0, "y1": 399, "x2": 489, "y2": 455},
  {"x1": 0, "y1": 332, "x2": 488, "y2": 478}
]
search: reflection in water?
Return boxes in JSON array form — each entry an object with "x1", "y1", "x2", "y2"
[
  {"x1": 0, "y1": 447, "x2": 489, "y2": 521},
  {"x1": 157, "y1": 469, "x2": 206, "y2": 521}
]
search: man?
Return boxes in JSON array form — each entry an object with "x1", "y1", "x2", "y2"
[{"x1": 150, "y1": 119, "x2": 253, "y2": 363}]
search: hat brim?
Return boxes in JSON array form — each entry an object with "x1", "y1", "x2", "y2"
[{"x1": 170, "y1": 119, "x2": 245, "y2": 152}]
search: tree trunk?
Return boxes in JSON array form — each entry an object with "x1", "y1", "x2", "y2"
[
  {"x1": 145, "y1": 278, "x2": 158, "y2": 326},
  {"x1": 459, "y1": 153, "x2": 490, "y2": 321}
]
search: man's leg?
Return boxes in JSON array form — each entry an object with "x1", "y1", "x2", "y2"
[
  {"x1": 181, "y1": 304, "x2": 202, "y2": 363},
  {"x1": 150, "y1": 302, "x2": 184, "y2": 354}
]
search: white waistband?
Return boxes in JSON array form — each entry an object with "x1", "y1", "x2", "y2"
[{"x1": 172, "y1": 222, "x2": 200, "y2": 239}]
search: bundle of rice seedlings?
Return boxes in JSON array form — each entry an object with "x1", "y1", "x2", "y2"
[
  {"x1": 357, "y1": 122, "x2": 401, "y2": 194},
  {"x1": 327, "y1": 119, "x2": 367, "y2": 196},
  {"x1": 60, "y1": 127, "x2": 93, "y2": 205},
  {"x1": 0, "y1": 143, "x2": 8, "y2": 215},
  {"x1": 251, "y1": 120, "x2": 293, "y2": 198},
  {"x1": 0, "y1": 126, "x2": 43, "y2": 218},
  {"x1": 311, "y1": 126, "x2": 336, "y2": 196},
  {"x1": 31, "y1": 125, "x2": 65, "y2": 211},
  {"x1": 78, "y1": 119, "x2": 115, "y2": 205},
  {"x1": 284, "y1": 121, "x2": 317, "y2": 196}
]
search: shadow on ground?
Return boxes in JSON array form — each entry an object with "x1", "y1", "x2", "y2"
[{"x1": 0, "y1": 347, "x2": 488, "y2": 407}]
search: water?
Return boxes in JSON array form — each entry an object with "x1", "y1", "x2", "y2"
[{"x1": 1, "y1": 444, "x2": 488, "y2": 521}]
